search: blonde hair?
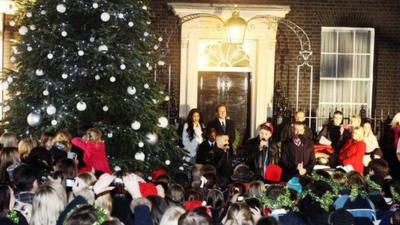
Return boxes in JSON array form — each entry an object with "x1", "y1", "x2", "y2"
[
  {"x1": 18, "y1": 138, "x2": 37, "y2": 159},
  {"x1": 352, "y1": 126, "x2": 365, "y2": 141},
  {"x1": 95, "y1": 193, "x2": 113, "y2": 215},
  {"x1": 30, "y1": 182, "x2": 67, "y2": 225},
  {"x1": 0, "y1": 147, "x2": 20, "y2": 182},
  {"x1": 391, "y1": 113, "x2": 400, "y2": 129},
  {"x1": 350, "y1": 115, "x2": 362, "y2": 127},
  {"x1": 0, "y1": 132, "x2": 18, "y2": 148},
  {"x1": 53, "y1": 130, "x2": 72, "y2": 150},
  {"x1": 159, "y1": 206, "x2": 185, "y2": 225},
  {"x1": 86, "y1": 128, "x2": 102, "y2": 142},
  {"x1": 77, "y1": 173, "x2": 97, "y2": 187},
  {"x1": 248, "y1": 181, "x2": 266, "y2": 198}
]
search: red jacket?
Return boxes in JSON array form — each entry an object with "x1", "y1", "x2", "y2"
[
  {"x1": 71, "y1": 137, "x2": 112, "y2": 174},
  {"x1": 339, "y1": 139, "x2": 366, "y2": 174}
]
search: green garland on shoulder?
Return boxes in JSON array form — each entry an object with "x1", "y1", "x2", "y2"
[
  {"x1": 261, "y1": 187, "x2": 294, "y2": 210},
  {"x1": 391, "y1": 187, "x2": 400, "y2": 203},
  {"x1": 302, "y1": 190, "x2": 335, "y2": 212},
  {"x1": 6, "y1": 210, "x2": 19, "y2": 224},
  {"x1": 93, "y1": 207, "x2": 107, "y2": 225}
]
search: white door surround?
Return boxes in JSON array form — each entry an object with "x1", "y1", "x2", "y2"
[{"x1": 168, "y1": 2, "x2": 290, "y2": 136}]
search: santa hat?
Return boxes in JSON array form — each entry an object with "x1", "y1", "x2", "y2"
[
  {"x1": 139, "y1": 183, "x2": 158, "y2": 198},
  {"x1": 184, "y1": 200, "x2": 205, "y2": 211},
  {"x1": 264, "y1": 164, "x2": 282, "y2": 183},
  {"x1": 151, "y1": 168, "x2": 168, "y2": 181}
]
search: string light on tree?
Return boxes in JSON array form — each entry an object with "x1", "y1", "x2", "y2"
[
  {"x1": 165, "y1": 160, "x2": 171, "y2": 165},
  {"x1": 110, "y1": 76, "x2": 116, "y2": 82},
  {"x1": 138, "y1": 141, "x2": 144, "y2": 148},
  {"x1": 102, "y1": 105, "x2": 109, "y2": 112},
  {"x1": 51, "y1": 120, "x2": 58, "y2": 126},
  {"x1": 61, "y1": 31, "x2": 67, "y2": 37}
]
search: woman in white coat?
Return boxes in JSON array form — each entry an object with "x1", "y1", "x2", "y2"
[{"x1": 182, "y1": 108, "x2": 205, "y2": 161}]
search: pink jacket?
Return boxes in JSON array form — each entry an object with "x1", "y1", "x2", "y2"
[{"x1": 71, "y1": 137, "x2": 112, "y2": 174}]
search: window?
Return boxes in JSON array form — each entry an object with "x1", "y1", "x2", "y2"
[{"x1": 319, "y1": 27, "x2": 374, "y2": 118}]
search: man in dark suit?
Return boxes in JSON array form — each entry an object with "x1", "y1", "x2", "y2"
[
  {"x1": 245, "y1": 122, "x2": 280, "y2": 177},
  {"x1": 280, "y1": 122, "x2": 315, "y2": 181},
  {"x1": 280, "y1": 110, "x2": 314, "y2": 143},
  {"x1": 207, "y1": 103, "x2": 236, "y2": 147},
  {"x1": 196, "y1": 128, "x2": 218, "y2": 165}
]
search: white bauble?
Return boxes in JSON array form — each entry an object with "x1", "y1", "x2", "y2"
[
  {"x1": 153, "y1": 45, "x2": 159, "y2": 50},
  {"x1": 61, "y1": 31, "x2": 67, "y2": 37},
  {"x1": 26, "y1": 12, "x2": 32, "y2": 18},
  {"x1": 165, "y1": 160, "x2": 171, "y2": 165},
  {"x1": 127, "y1": 86, "x2": 136, "y2": 95},
  {"x1": 27, "y1": 46, "x2": 32, "y2": 52},
  {"x1": 98, "y1": 45, "x2": 108, "y2": 52},
  {"x1": 7, "y1": 77, "x2": 13, "y2": 83},
  {"x1": 46, "y1": 105, "x2": 56, "y2": 115},
  {"x1": 35, "y1": 69, "x2": 44, "y2": 76},
  {"x1": 29, "y1": 25, "x2": 36, "y2": 30},
  {"x1": 56, "y1": 4, "x2": 66, "y2": 13},
  {"x1": 145, "y1": 132, "x2": 158, "y2": 145},
  {"x1": 100, "y1": 12, "x2": 110, "y2": 22},
  {"x1": 89, "y1": 37, "x2": 95, "y2": 42},
  {"x1": 95, "y1": 75, "x2": 101, "y2": 80},
  {"x1": 47, "y1": 53, "x2": 53, "y2": 59},
  {"x1": 131, "y1": 121, "x2": 141, "y2": 130},
  {"x1": 78, "y1": 50, "x2": 84, "y2": 56},
  {"x1": 51, "y1": 120, "x2": 58, "y2": 126},
  {"x1": 9, "y1": 21, "x2": 15, "y2": 27},
  {"x1": 157, "y1": 117, "x2": 168, "y2": 128},
  {"x1": 118, "y1": 13, "x2": 124, "y2": 19},
  {"x1": 107, "y1": 132, "x2": 113, "y2": 138},
  {"x1": 147, "y1": 66, "x2": 153, "y2": 71},
  {"x1": 40, "y1": 10, "x2": 46, "y2": 15},
  {"x1": 157, "y1": 61, "x2": 165, "y2": 66},
  {"x1": 10, "y1": 56, "x2": 16, "y2": 63},
  {"x1": 158, "y1": 37, "x2": 163, "y2": 42},
  {"x1": 18, "y1": 26, "x2": 28, "y2": 35},
  {"x1": 179, "y1": 166, "x2": 184, "y2": 171},
  {"x1": 102, "y1": 105, "x2": 109, "y2": 111},
  {"x1": 138, "y1": 141, "x2": 144, "y2": 148},
  {"x1": 93, "y1": 3, "x2": 99, "y2": 9},
  {"x1": 76, "y1": 101, "x2": 87, "y2": 111},
  {"x1": 61, "y1": 73, "x2": 68, "y2": 79},
  {"x1": 27, "y1": 112, "x2": 41, "y2": 127},
  {"x1": 3, "y1": 105, "x2": 11, "y2": 112},
  {"x1": 144, "y1": 32, "x2": 149, "y2": 37},
  {"x1": 144, "y1": 83, "x2": 149, "y2": 89},
  {"x1": 135, "y1": 151, "x2": 145, "y2": 161},
  {"x1": 142, "y1": 5, "x2": 148, "y2": 10},
  {"x1": 109, "y1": 76, "x2": 116, "y2": 82},
  {"x1": 43, "y1": 89, "x2": 49, "y2": 96},
  {"x1": 128, "y1": 21, "x2": 134, "y2": 27},
  {"x1": 3, "y1": 105, "x2": 10, "y2": 112},
  {"x1": 164, "y1": 96, "x2": 170, "y2": 101},
  {"x1": 0, "y1": 82, "x2": 9, "y2": 91},
  {"x1": 120, "y1": 64, "x2": 126, "y2": 70}
]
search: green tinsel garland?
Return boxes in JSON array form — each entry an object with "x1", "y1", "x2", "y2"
[
  {"x1": 261, "y1": 187, "x2": 294, "y2": 210},
  {"x1": 6, "y1": 210, "x2": 19, "y2": 224}
]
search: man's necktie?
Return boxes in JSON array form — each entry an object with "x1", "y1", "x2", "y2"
[{"x1": 221, "y1": 121, "x2": 226, "y2": 133}]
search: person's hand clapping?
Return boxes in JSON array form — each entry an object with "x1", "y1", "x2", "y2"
[{"x1": 123, "y1": 173, "x2": 144, "y2": 199}]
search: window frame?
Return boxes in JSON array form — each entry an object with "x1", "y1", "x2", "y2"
[{"x1": 319, "y1": 27, "x2": 375, "y2": 117}]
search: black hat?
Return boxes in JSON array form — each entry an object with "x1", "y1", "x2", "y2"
[
  {"x1": 328, "y1": 208, "x2": 354, "y2": 225},
  {"x1": 231, "y1": 164, "x2": 254, "y2": 183}
]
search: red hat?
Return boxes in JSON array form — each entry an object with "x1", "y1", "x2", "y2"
[
  {"x1": 151, "y1": 168, "x2": 168, "y2": 181},
  {"x1": 139, "y1": 182, "x2": 158, "y2": 198},
  {"x1": 260, "y1": 122, "x2": 274, "y2": 134},
  {"x1": 184, "y1": 200, "x2": 204, "y2": 211},
  {"x1": 264, "y1": 164, "x2": 282, "y2": 183}
]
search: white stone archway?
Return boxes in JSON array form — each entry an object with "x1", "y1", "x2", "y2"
[{"x1": 168, "y1": 3, "x2": 290, "y2": 136}]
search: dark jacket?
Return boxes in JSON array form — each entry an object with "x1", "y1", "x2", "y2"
[
  {"x1": 196, "y1": 140, "x2": 218, "y2": 165},
  {"x1": 280, "y1": 136, "x2": 315, "y2": 181},
  {"x1": 214, "y1": 147, "x2": 233, "y2": 186},
  {"x1": 244, "y1": 137, "x2": 280, "y2": 175},
  {"x1": 280, "y1": 122, "x2": 314, "y2": 144},
  {"x1": 207, "y1": 118, "x2": 235, "y2": 146},
  {"x1": 57, "y1": 196, "x2": 87, "y2": 225}
]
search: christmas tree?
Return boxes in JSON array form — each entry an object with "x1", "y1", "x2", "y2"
[{"x1": 1, "y1": 0, "x2": 188, "y2": 173}]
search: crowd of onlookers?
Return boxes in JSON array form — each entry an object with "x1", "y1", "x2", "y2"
[{"x1": 1, "y1": 106, "x2": 400, "y2": 225}]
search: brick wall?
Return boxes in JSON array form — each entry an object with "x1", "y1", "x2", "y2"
[{"x1": 150, "y1": 0, "x2": 400, "y2": 119}]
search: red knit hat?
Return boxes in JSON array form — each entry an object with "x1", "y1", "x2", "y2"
[
  {"x1": 151, "y1": 168, "x2": 168, "y2": 181},
  {"x1": 264, "y1": 164, "x2": 282, "y2": 183},
  {"x1": 139, "y1": 183, "x2": 158, "y2": 198},
  {"x1": 184, "y1": 200, "x2": 204, "y2": 211},
  {"x1": 260, "y1": 122, "x2": 274, "y2": 134}
]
